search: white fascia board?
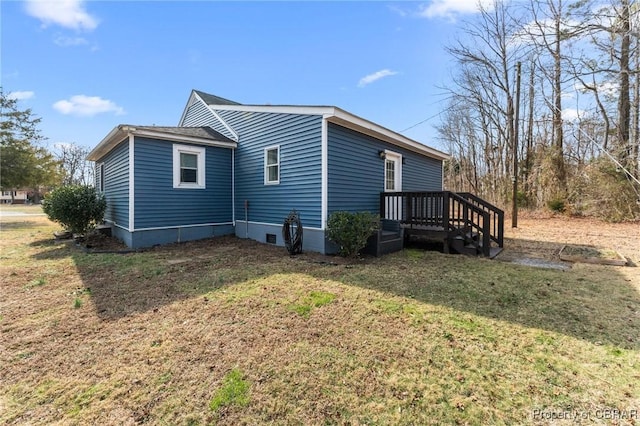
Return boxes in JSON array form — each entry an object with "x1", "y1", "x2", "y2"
[
  {"x1": 88, "y1": 125, "x2": 237, "y2": 162},
  {"x1": 327, "y1": 109, "x2": 450, "y2": 161},
  {"x1": 191, "y1": 91, "x2": 239, "y2": 142},
  {"x1": 206, "y1": 104, "x2": 335, "y2": 116},
  {"x1": 86, "y1": 126, "x2": 128, "y2": 161},
  {"x1": 209, "y1": 109, "x2": 239, "y2": 142},
  {"x1": 178, "y1": 90, "x2": 199, "y2": 126},
  {"x1": 129, "y1": 128, "x2": 237, "y2": 149},
  {"x1": 208, "y1": 103, "x2": 449, "y2": 160}
]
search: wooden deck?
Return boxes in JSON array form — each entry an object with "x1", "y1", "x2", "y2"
[{"x1": 380, "y1": 191, "x2": 504, "y2": 257}]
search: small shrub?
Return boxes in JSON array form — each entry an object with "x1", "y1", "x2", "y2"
[
  {"x1": 516, "y1": 190, "x2": 528, "y2": 208},
  {"x1": 326, "y1": 211, "x2": 379, "y2": 257},
  {"x1": 73, "y1": 298, "x2": 82, "y2": 309},
  {"x1": 42, "y1": 185, "x2": 106, "y2": 235},
  {"x1": 209, "y1": 368, "x2": 250, "y2": 412},
  {"x1": 546, "y1": 198, "x2": 566, "y2": 213}
]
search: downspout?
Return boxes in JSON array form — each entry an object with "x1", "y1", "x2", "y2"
[{"x1": 232, "y1": 149, "x2": 235, "y2": 226}]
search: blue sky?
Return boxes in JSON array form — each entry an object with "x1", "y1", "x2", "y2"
[{"x1": 2, "y1": 0, "x2": 488, "y2": 153}]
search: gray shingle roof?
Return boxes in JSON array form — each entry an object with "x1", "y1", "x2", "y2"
[
  {"x1": 130, "y1": 125, "x2": 234, "y2": 143},
  {"x1": 193, "y1": 90, "x2": 241, "y2": 106}
]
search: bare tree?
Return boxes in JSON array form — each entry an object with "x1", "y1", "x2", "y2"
[
  {"x1": 56, "y1": 143, "x2": 94, "y2": 186},
  {"x1": 440, "y1": 0, "x2": 526, "y2": 204}
]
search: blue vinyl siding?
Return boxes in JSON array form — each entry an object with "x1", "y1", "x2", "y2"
[
  {"x1": 217, "y1": 110, "x2": 323, "y2": 228},
  {"x1": 181, "y1": 99, "x2": 236, "y2": 140},
  {"x1": 181, "y1": 99, "x2": 211, "y2": 126},
  {"x1": 133, "y1": 137, "x2": 232, "y2": 229},
  {"x1": 327, "y1": 123, "x2": 442, "y2": 214},
  {"x1": 96, "y1": 140, "x2": 129, "y2": 228},
  {"x1": 402, "y1": 149, "x2": 443, "y2": 191}
]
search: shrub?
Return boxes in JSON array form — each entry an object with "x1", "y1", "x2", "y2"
[
  {"x1": 546, "y1": 197, "x2": 566, "y2": 213},
  {"x1": 42, "y1": 185, "x2": 106, "y2": 235},
  {"x1": 326, "y1": 211, "x2": 379, "y2": 257},
  {"x1": 568, "y1": 159, "x2": 640, "y2": 222}
]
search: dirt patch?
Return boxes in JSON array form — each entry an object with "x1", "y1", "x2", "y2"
[
  {"x1": 559, "y1": 244, "x2": 628, "y2": 266},
  {"x1": 499, "y1": 213, "x2": 639, "y2": 266},
  {"x1": 75, "y1": 232, "x2": 133, "y2": 253}
]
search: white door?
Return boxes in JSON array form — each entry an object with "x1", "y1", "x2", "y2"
[{"x1": 384, "y1": 151, "x2": 402, "y2": 220}]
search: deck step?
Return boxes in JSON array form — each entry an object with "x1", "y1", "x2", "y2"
[{"x1": 380, "y1": 230, "x2": 401, "y2": 242}]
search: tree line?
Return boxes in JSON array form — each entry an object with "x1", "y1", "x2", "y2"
[
  {"x1": 438, "y1": 0, "x2": 639, "y2": 221},
  {"x1": 1, "y1": 90, "x2": 94, "y2": 202}
]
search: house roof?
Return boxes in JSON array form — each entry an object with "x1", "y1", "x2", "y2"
[
  {"x1": 86, "y1": 125, "x2": 237, "y2": 161},
  {"x1": 193, "y1": 90, "x2": 241, "y2": 106},
  {"x1": 190, "y1": 90, "x2": 450, "y2": 161}
]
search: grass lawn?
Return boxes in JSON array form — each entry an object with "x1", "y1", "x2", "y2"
[
  {"x1": 1, "y1": 215, "x2": 639, "y2": 425},
  {"x1": 0, "y1": 204, "x2": 45, "y2": 215}
]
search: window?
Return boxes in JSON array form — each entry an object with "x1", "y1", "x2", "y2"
[
  {"x1": 264, "y1": 146, "x2": 280, "y2": 185},
  {"x1": 384, "y1": 151, "x2": 402, "y2": 192},
  {"x1": 173, "y1": 144, "x2": 206, "y2": 189},
  {"x1": 180, "y1": 153, "x2": 198, "y2": 183},
  {"x1": 385, "y1": 159, "x2": 395, "y2": 191},
  {"x1": 98, "y1": 163, "x2": 105, "y2": 192}
]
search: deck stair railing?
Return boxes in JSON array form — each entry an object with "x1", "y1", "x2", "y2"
[{"x1": 379, "y1": 191, "x2": 504, "y2": 257}]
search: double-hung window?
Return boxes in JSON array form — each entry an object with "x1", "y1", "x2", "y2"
[
  {"x1": 173, "y1": 144, "x2": 206, "y2": 189},
  {"x1": 264, "y1": 145, "x2": 280, "y2": 185},
  {"x1": 98, "y1": 163, "x2": 105, "y2": 192}
]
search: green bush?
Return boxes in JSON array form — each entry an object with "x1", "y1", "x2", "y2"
[
  {"x1": 546, "y1": 197, "x2": 566, "y2": 213},
  {"x1": 42, "y1": 185, "x2": 106, "y2": 235},
  {"x1": 326, "y1": 211, "x2": 379, "y2": 257}
]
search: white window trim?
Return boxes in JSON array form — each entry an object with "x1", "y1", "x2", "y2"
[
  {"x1": 264, "y1": 145, "x2": 280, "y2": 185},
  {"x1": 173, "y1": 144, "x2": 206, "y2": 189},
  {"x1": 384, "y1": 150, "x2": 402, "y2": 192}
]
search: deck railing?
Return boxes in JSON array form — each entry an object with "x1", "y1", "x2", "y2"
[
  {"x1": 380, "y1": 191, "x2": 504, "y2": 257},
  {"x1": 457, "y1": 192, "x2": 504, "y2": 248}
]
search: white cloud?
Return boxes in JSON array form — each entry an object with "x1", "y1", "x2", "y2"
[
  {"x1": 53, "y1": 95, "x2": 125, "y2": 117},
  {"x1": 54, "y1": 35, "x2": 89, "y2": 47},
  {"x1": 25, "y1": 0, "x2": 98, "y2": 31},
  {"x1": 358, "y1": 69, "x2": 398, "y2": 88},
  {"x1": 418, "y1": 0, "x2": 493, "y2": 20},
  {"x1": 562, "y1": 108, "x2": 585, "y2": 121},
  {"x1": 7, "y1": 91, "x2": 35, "y2": 101},
  {"x1": 596, "y1": 81, "x2": 617, "y2": 98}
]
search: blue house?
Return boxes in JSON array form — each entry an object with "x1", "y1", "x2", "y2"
[{"x1": 87, "y1": 89, "x2": 451, "y2": 254}]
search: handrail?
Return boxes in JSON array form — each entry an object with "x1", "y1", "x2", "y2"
[
  {"x1": 447, "y1": 191, "x2": 491, "y2": 256},
  {"x1": 380, "y1": 191, "x2": 504, "y2": 257},
  {"x1": 457, "y1": 192, "x2": 504, "y2": 248}
]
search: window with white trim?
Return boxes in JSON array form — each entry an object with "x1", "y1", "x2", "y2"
[
  {"x1": 98, "y1": 163, "x2": 105, "y2": 192},
  {"x1": 264, "y1": 145, "x2": 280, "y2": 185},
  {"x1": 173, "y1": 144, "x2": 206, "y2": 189}
]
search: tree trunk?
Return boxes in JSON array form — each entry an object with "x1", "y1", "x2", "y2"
[
  {"x1": 617, "y1": 0, "x2": 631, "y2": 168},
  {"x1": 552, "y1": 7, "x2": 567, "y2": 194}
]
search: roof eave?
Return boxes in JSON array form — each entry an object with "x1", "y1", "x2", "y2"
[
  {"x1": 86, "y1": 125, "x2": 237, "y2": 162},
  {"x1": 130, "y1": 128, "x2": 237, "y2": 149},
  {"x1": 86, "y1": 125, "x2": 128, "y2": 161},
  {"x1": 326, "y1": 109, "x2": 450, "y2": 161}
]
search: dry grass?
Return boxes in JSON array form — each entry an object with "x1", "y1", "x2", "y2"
[{"x1": 1, "y1": 213, "x2": 639, "y2": 425}]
